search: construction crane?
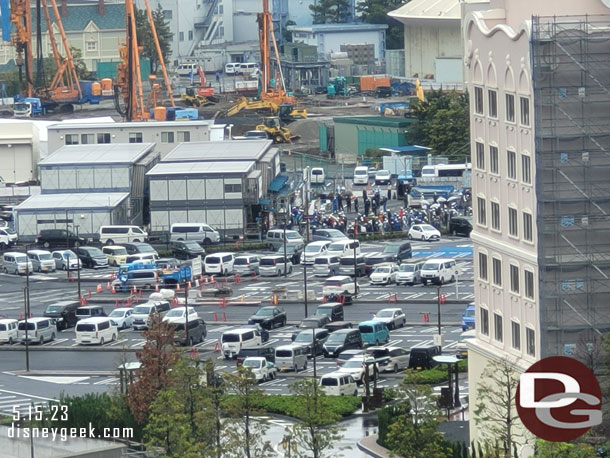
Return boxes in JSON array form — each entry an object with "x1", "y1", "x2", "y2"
[
  {"x1": 7, "y1": 0, "x2": 33, "y2": 97},
  {"x1": 114, "y1": 0, "x2": 174, "y2": 121},
  {"x1": 226, "y1": 0, "x2": 306, "y2": 122}
]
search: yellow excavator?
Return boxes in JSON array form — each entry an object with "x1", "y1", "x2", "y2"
[
  {"x1": 180, "y1": 87, "x2": 215, "y2": 107},
  {"x1": 256, "y1": 116, "x2": 300, "y2": 143},
  {"x1": 228, "y1": 97, "x2": 306, "y2": 121}
]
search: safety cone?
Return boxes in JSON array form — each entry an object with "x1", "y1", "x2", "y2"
[
  {"x1": 155, "y1": 283, "x2": 159, "y2": 292},
  {"x1": 115, "y1": 300, "x2": 119, "y2": 308},
  {"x1": 176, "y1": 283, "x2": 181, "y2": 291},
  {"x1": 106, "y1": 282, "x2": 111, "y2": 290},
  {"x1": 214, "y1": 341, "x2": 221, "y2": 353},
  {"x1": 205, "y1": 276, "x2": 209, "y2": 284},
  {"x1": 96, "y1": 284, "x2": 102, "y2": 293},
  {"x1": 132, "y1": 285, "x2": 137, "y2": 294},
  {"x1": 187, "y1": 281, "x2": 191, "y2": 289},
  {"x1": 68, "y1": 272, "x2": 74, "y2": 282},
  {"x1": 212, "y1": 313, "x2": 218, "y2": 321},
  {"x1": 241, "y1": 295, "x2": 245, "y2": 302},
  {"x1": 138, "y1": 289, "x2": 143, "y2": 298},
  {"x1": 111, "y1": 285, "x2": 116, "y2": 294}
]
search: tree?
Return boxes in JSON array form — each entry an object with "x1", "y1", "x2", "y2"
[
  {"x1": 282, "y1": 20, "x2": 296, "y2": 43},
  {"x1": 357, "y1": 0, "x2": 406, "y2": 49},
  {"x1": 203, "y1": 358, "x2": 225, "y2": 458},
  {"x1": 223, "y1": 365, "x2": 272, "y2": 458},
  {"x1": 69, "y1": 46, "x2": 92, "y2": 80},
  {"x1": 286, "y1": 379, "x2": 344, "y2": 458},
  {"x1": 136, "y1": 4, "x2": 173, "y2": 74},
  {"x1": 405, "y1": 90, "x2": 470, "y2": 160},
  {"x1": 126, "y1": 316, "x2": 179, "y2": 424},
  {"x1": 385, "y1": 372, "x2": 452, "y2": 458},
  {"x1": 535, "y1": 439, "x2": 597, "y2": 457},
  {"x1": 473, "y1": 358, "x2": 528, "y2": 458},
  {"x1": 310, "y1": 0, "x2": 352, "y2": 24}
]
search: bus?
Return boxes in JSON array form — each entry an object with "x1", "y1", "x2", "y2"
[{"x1": 420, "y1": 163, "x2": 471, "y2": 178}]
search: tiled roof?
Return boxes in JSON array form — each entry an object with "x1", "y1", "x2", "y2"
[{"x1": 40, "y1": 3, "x2": 124, "y2": 32}]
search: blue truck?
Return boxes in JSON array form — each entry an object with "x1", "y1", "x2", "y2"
[{"x1": 156, "y1": 257, "x2": 202, "y2": 287}]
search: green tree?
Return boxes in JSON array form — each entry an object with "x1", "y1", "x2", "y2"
[
  {"x1": 287, "y1": 379, "x2": 344, "y2": 458},
  {"x1": 223, "y1": 365, "x2": 272, "y2": 458},
  {"x1": 535, "y1": 439, "x2": 597, "y2": 457},
  {"x1": 69, "y1": 46, "x2": 92, "y2": 80},
  {"x1": 282, "y1": 20, "x2": 296, "y2": 43},
  {"x1": 473, "y1": 358, "x2": 528, "y2": 458},
  {"x1": 310, "y1": 0, "x2": 351, "y2": 24},
  {"x1": 136, "y1": 4, "x2": 173, "y2": 74},
  {"x1": 203, "y1": 358, "x2": 225, "y2": 458},
  {"x1": 405, "y1": 90, "x2": 470, "y2": 159},
  {"x1": 385, "y1": 372, "x2": 452, "y2": 458},
  {"x1": 126, "y1": 316, "x2": 179, "y2": 424},
  {"x1": 357, "y1": 0, "x2": 406, "y2": 49}
]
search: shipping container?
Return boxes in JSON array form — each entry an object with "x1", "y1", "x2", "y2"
[{"x1": 360, "y1": 75, "x2": 391, "y2": 92}]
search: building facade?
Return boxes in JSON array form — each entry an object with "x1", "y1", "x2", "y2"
[
  {"x1": 0, "y1": 122, "x2": 41, "y2": 184},
  {"x1": 464, "y1": 0, "x2": 610, "y2": 453}
]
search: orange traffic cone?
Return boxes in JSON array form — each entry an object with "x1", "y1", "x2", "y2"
[
  {"x1": 176, "y1": 283, "x2": 181, "y2": 291},
  {"x1": 106, "y1": 282, "x2": 110, "y2": 290},
  {"x1": 155, "y1": 283, "x2": 159, "y2": 292},
  {"x1": 96, "y1": 284, "x2": 102, "y2": 293},
  {"x1": 214, "y1": 341, "x2": 221, "y2": 353},
  {"x1": 111, "y1": 285, "x2": 116, "y2": 294}
]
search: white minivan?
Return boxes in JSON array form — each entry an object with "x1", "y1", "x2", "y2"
[
  {"x1": 239, "y1": 62, "x2": 258, "y2": 75},
  {"x1": 353, "y1": 166, "x2": 369, "y2": 185},
  {"x1": 327, "y1": 239, "x2": 361, "y2": 258},
  {"x1": 0, "y1": 318, "x2": 18, "y2": 344},
  {"x1": 75, "y1": 317, "x2": 118, "y2": 345},
  {"x1": 27, "y1": 249, "x2": 56, "y2": 273},
  {"x1": 420, "y1": 258, "x2": 458, "y2": 286},
  {"x1": 274, "y1": 344, "x2": 308, "y2": 372},
  {"x1": 17, "y1": 317, "x2": 56, "y2": 344},
  {"x1": 319, "y1": 372, "x2": 358, "y2": 396},
  {"x1": 322, "y1": 275, "x2": 359, "y2": 296},
  {"x1": 98, "y1": 226, "x2": 148, "y2": 245},
  {"x1": 221, "y1": 328, "x2": 262, "y2": 358},
  {"x1": 3, "y1": 252, "x2": 33, "y2": 275},
  {"x1": 170, "y1": 223, "x2": 220, "y2": 245},
  {"x1": 225, "y1": 62, "x2": 240, "y2": 75},
  {"x1": 310, "y1": 168, "x2": 325, "y2": 184},
  {"x1": 204, "y1": 252, "x2": 235, "y2": 275}
]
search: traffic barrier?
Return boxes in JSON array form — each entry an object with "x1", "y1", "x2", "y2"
[
  {"x1": 68, "y1": 272, "x2": 74, "y2": 282},
  {"x1": 423, "y1": 312, "x2": 429, "y2": 323},
  {"x1": 214, "y1": 341, "x2": 221, "y2": 353},
  {"x1": 212, "y1": 313, "x2": 217, "y2": 321},
  {"x1": 115, "y1": 300, "x2": 119, "y2": 308},
  {"x1": 96, "y1": 284, "x2": 102, "y2": 293},
  {"x1": 80, "y1": 296, "x2": 88, "y2": 306},
  {"x1": 234, "y1": 274, "x2": 241, "y2": 284},
  {"x1": 138, "y1": 289, "x2": 143, "y2": 298},
  {"x1": 321, "y1": 295, "x2": 327, "y2": 304},
  {"x1": 222, "y1": 312, "x2": 226, "y2": 322},
  {"x1": 387, "y1": 293, "x2": 398, "y2": 304}
]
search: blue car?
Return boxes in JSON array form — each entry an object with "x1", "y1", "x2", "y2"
[
  {"x1": 358, "y1": 320, "x2": 389, "y2": 346},
  {"x1": 461, "y1": 304, "x2": 475, "y2": 331}
]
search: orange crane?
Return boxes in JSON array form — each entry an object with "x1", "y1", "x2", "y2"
[
  {"x1": 227, "y1": 0, "x2": 306, "y2": 121},
  {"x1": 114, "y1": 0, "x2": 174, "y2": 121}
]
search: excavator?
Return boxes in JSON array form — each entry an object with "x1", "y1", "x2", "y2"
[
  {"x1": 255, "y1": 116, "x2": 300, "y2": 144},
  {"x1": 180, "y1": 66, "x2": 218, "y2": 107},
  {"x1": 226, "y1": 0, "x2": 306, "y2": 122}
]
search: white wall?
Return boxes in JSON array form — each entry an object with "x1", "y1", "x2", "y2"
[
  {"x1": 403, "y1": 21, "x2": 461, "y2": 78},
  {"x1": 0, "y1": 122, "x2": 40, "y2": 183}
]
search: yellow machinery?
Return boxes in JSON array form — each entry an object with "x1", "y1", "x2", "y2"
[
  {"x1": 227, "y1": 0, "x2": 306, "y2": 120},
  {"x1": 180, "y1": 87, "x2": 214, "y2": 107},
  {"x1": 256, "y1": 116, "x2": 299, "y2": 144}
]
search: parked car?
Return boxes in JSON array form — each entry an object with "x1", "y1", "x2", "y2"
[
  {"x1": 374, "y1": 308, "x2": 406, "y2": 330},
  {"x1": 338, "y1": 255, "x2": 367, "y2": 277},
  {"x1": 369, "y1": 264, "x2": 399, "y2": 285},
  {"x1": 462, "y1": 303, "x2": 476, "y2": 331},
  {"x1": 98, "y1": 225, "x2": 148, "y2": 245},
  {"x1": 18, "y1": 317, "x2": 56, "y2": 344},
  {"x1": 2, "y1": 252, "x2": 33, "y2": 275},
  {"x1": 292, "y1": 328, "x2": 330, "y2": 356},
  {"x1": 236, "y1": 344, "x2": 275, "y2": 364},
  {"x1": 322, "y1": 328, "x2": 363, "y2": 358},
  {"x1": 108, "y1": 307, "x2": 134, "y2": 329},
  {"x1": 163, "y1": 306, "x2": 199, "y2": 323},
  {"x1": 408, "y1": 346, "x2": 441, "y2": 370},
  {"x1": 456, "y1": 329, "x2": 476, "y2": 358},
  {"x1": 449, "y1": 217, "x2": 473, "y2": 237},
  {"x1": 313, "y1": 255, "x2": 341, "y2": 277},
  {"x1": 203, "y1": 252, "x2": 235, "y2": 275},
  {"x1": 75, "y1": 305, "x2": 106, "y2": 321},
  {"x1": 322, "y1": 276, "x2": 359, "y2": 296},
  {"x1": 408, "y1": 224, "x2": 441, "y2": 241},
  {"x1": 248, "y1": 306, "x2": 287, "y2": 330},
  {"x1": 314, "y1": 303, "x2": 344, "y2": 322},
  {"x1": 301, "y1": 241, "x2": 331, "y2": 264},
  {"x1": 120, "y1": 242, "x2": 159, "y2": 256},
  {"x1": 75, "y1": 317, "x2": 118, "y2": 345},
  {"x1": 421, "y1": 258, "x2": 458, "y2": 286},
  {"x1": 293, "y1": 316, "x2": 332, "y2": 339},
  {"x1": 43, "y1": 301, "x2": 79, "y2": 330},
  {"x1": 367, "y1": 346, "x2": 410, "y2": 373},
  {"x1": 52, "y1": 250, "x2": 81, "y2": 271},
  {"x1": 374, "y1": 170, "x2": 391, "y2": 185},
  {"x1": 312, "y1": 229, "x2": 348, "y2": 243},
  {"x1": 319, "y1": 373, "x2": 358, "y2": 396},
  {"x1": 358, "y1": 320, "x2": 390, "y2": 346},
  {"x1": 380, "y1": 242, "x2": 412, "y2": 264},
  {"x1": 337, "y1": 355, "x2": 378, "y2": 385},
  {"x1": 374, "y1": 86, "x2": 392, "y2": 98},
  {"x1": 325, "y1": 321, "x2": 353, "y2": 333},
  {"x1": 0, "y1": 318, "x2": 18, "y2": 344},
  {"x1": 37, "y1": 229, "x2": 87, "y2": 249},
  {"x1": 172, "y1": 318, "x2": 207, "y2": 346},
  {"x1": 241, "y1": 323, "x2": 270, "y2": 343},
  {"x1": 259, "y1": 255, "x2": 293, "y2": 276},
  {"x1": 395, "y1": 261, "x2": 425, "y2": 285},
  {"x1": 170, "y1": 240, "x2": 205, "y2": 260},
  {"x1": 131, "y1": 301, "x2": 171, "y2": 330},
  {"x1": 27, "y1": 249, "x2": 56, "y2": 273},
  {"x1": 233, "y1": 255, "x2": 261, "y2": 276},
  {"x1": 102, "y1": 246, "x2": 128, "y2": 267},
  {"x1": 0, "y1": 227, "x2": 18, "y2": 248},
  {"x1": 170, "y1": 223, "x2": 220, "y2": 245},
  {"x1": 76, "y1": 246, "x2": 109, "y2": 269},
  {"x1": 336, "y1": 349, "x2": 366, "y2": 366},
  {"x1": 276, "y1": 245, "x2": 302, "y2": 265},
  {"x1": 266, "y1": 229, "x2": 304, "y2": 251}
]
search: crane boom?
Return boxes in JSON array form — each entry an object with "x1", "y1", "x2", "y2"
[{"x1": 143, "y1": 0, "x2": 174, "y2": 107}]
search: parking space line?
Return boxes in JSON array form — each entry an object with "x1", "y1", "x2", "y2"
[{"x1": 108, "y1": 339, "x2": 129, "y2": 347}]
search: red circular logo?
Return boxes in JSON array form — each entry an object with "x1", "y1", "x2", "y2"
[{"x1": 516, "y1": 356, "x2": 602, "y2": 442}]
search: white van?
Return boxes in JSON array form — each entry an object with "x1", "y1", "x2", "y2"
[
  {"x1": 27, "y1": 249, "x2": 56, "y2": 273},
  {"x1": 177, "y1": 63, "x2": 197, "y2": 77},
  {"x1": 204, "y1": 252, "x2": 235, "y2": 275},
  {"x1": 0, "y1": 318, "x2": 18, "y2": 344},
  {"x1": 170, "y1": 223, "x2": 220, "y2": 245},
  {"x1": 221, "y1": 328, "x2": 262, "y2": 359},
  {"x1": 420, "y1": 258, "x2": 458, "y2": 286},
  {"x1": 327, "y1": 239, "x2": 361, "y2": 258},
  {"x1": 3, "y1": 252, "x2": 33, "y2": 275},
  {"x1": 301, "y1": 241, "x2": 331, "y2": 264},
  {"x1": 319, "y1": 372, "x2": 358, "y2": 396},
  {"x1": 313, "y1": 255, "x2": 341, "y2": 277},
  {"x1": 17, "y1": 317, "x2": 56, "y2": 344},
  {"x1": 322, "y1": 275, "x2": 359, "y2": 296},
  {"x1": 225, "y1": 62, "x2": 240, "y2": 75},
  {"x1": 353, "y1": 166, "x2": 369, "y2": 185},
  {"x1": 125, "y1": 253, "x2": 159, "y2": 264},
  {"x1": 310, "y1": 168, "x2": 325, "y2": 184},
  {"x1": 275, "y1": 344, "x2": 308, "y2": 372},
  {"x1": 75, "y1": 317, "x2": 118, "y2": 345},
  {"x1": 266, "y1": 229, "x2": 305, "y2": 251},
  {"x1": 239, "y1": 62, "x2": 258, "y2": 75},
  {"x1": 98, "y1": 226, "x2": 148, "y2": 245}
]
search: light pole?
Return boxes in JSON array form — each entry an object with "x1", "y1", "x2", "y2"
[
  {"x1": 437, "y1": 285, "x2": 442, "y2": 336},
  {"x1": 24, "y1": 244, "x2": 31, "y2": 371},
  {"x1": 353, "y1": 242, "x2": 358, "y2": 293},
  {"x1": 304, "y1": 166, "x2": 310, "y2": 243},
  {"x1": 65, "y1": 210, "x2": 70, "y2": 280},
  {"x1": 75, "y1": 225, "x2": 81, "y2": 300},
  {"x1": 278, "y1": 206, "x2": 288, "y2": 278},
  {"x1": 185, "y1": 280, "x2": 190, "y2": 345},
  {"x1": 303, "y1": 253, "x2": 308, "y2": 318}
]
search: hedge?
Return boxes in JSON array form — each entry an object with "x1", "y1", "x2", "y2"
[{"x1": 228, "y1": 394, "x2": 361, "y2": 418}]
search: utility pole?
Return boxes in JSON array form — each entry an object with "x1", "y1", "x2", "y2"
[
  {"x1": 353, "y1": 243, "x2": 358, "y2": 294},
  {"x1": 303, "y1": 256, "x2": 308, "y2": 318},
  {"x1": 185, "y1": 279, "x2": 190, "y2": 344},
  {"x1": 304, "y1": 166, "x2": 310, "y2": 243},
  {"x1": 24, "y1": 245, "x2": 31, "y2": 372},
  {"x1": 437, "y1": 286, "x2": 442, "y2": 335},
  {"x1": 75, "y1": 225, "x2": 81, "y2": 300}
]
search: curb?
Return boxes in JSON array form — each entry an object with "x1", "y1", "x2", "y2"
[{"x1": 357, "y1": 435, "x2": 388, "y2": 458}]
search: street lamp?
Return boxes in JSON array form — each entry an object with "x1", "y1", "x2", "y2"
[
  {"x1": 75, "y1": 225, "x2": 81, "y2": 300},
  {"x1": 23, "y1": 244, "x2": 32, "y2": 371},
  {"x1": 303, "y1": 249, "x2": 308, "y2": 318},
  {"x1": 184, "y1": 279, "x2": 190, "y2": 345},
  {"x1": 278, "y1": 206, "x2": 288, "y2": 278}
]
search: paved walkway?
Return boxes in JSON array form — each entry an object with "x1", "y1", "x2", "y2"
[{"x1": 357, "y1": 434, "x2": 390, "y2": 458}]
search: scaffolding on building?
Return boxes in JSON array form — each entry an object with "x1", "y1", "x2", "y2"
[{"x1": 532, "y1": 15, "x2": 610, "y2": 357}]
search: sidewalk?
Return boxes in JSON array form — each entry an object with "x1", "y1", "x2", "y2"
[{"x1": 358, "y1": 434, "x2": 390, "y2": 458}]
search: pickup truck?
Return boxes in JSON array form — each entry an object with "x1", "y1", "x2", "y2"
[{"x1": 241, "y1": 357, "x2": 278, "y2": 382}]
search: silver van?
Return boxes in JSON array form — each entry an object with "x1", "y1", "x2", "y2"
[
  {"x1": 266, "y1": 229, "x2": 304, "y2": 251},
  {"x1": 112, "y1": 268, "x2": 159, "y2": 291},
  {"x1": 313, "y1": 255, "x2": 341, "y2": 277},
  {"x1": 18, "y1": 317, "x2": 56, "y2": 344},
  {"x1": 259, "y1": 255, "x2": 292, "y2": 276},
  {"x1": 275, "y1": 344, "x2": 308, "y2": 372},
  {"x1": 338, "y1": 255, "x2": 367, "y2": 277},
  {"x1": 170, "y1": 223, "x2": 220, "y2": 245},
  {"x1": 221, "y1": 328, "x2": 262, "y2": 358},
  {"x1": 3, "y1": 252, "x2": 33, "y2": 275},
  {"x1": 204, "y1": 252, "x2": 235, "y2": 275},
  {"x1": 27, "y1": 249, "x2": 56, "y2": 273},
  {"x1": 233, "y1": 255, "x2": 260, "y2": 276},
  {"x1": 396, "y1": 260, "x2": 425, "y2": 285}
]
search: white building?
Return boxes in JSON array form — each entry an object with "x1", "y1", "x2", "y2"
[
  {"x1": 464, "y1": 0, "x2": 610, "y2": 454},
  {"x1": 0, "y1": 122, "x2": 41, "y2": 184},
  {"x1": 288, "y1": 23, "x2": 388, "y2": 62}
]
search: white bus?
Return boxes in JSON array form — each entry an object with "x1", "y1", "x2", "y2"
[{"x1": 420, "y1": 163, "x2": 471, "y2": 178}]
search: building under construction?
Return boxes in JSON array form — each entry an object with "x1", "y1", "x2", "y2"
[{"x1": 532, "y1": 15, "x2": 610, "y2": 356}]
